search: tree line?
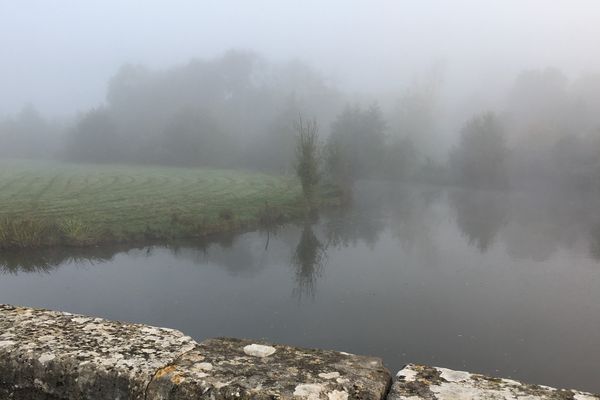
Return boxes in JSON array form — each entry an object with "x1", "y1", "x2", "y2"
[{"x1": 2, "y1": 52, "x2": 600, "y2": 194}]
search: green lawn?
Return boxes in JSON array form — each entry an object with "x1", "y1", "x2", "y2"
[{"x1": 0, "y1": 159, "x2": 309, "y2": 247}]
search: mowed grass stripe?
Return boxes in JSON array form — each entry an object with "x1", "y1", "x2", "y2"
[{"x1": 0, "y1": 159, "x2": 304, "y2": 240}]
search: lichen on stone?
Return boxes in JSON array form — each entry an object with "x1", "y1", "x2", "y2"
[
  {"x1": 389, "y1": 364, "x2": 600, "y2": 400},
  {"x1": 146, "y1": 337, "x2": 391, "y2": 399},
  {"x1": 0, "y1": 304, "x2": 196, "y2": 400}
]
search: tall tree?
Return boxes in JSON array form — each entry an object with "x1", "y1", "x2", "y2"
[
  {"x1": 294, "y1": 116, "x2": 320, "y2": 205},
  {"x1": 65, "y1": 108, "x2": 121, "y2": 163},
  {"x1": 326, "y1": 103, "x2": 386, "y2": 181},
  {"x1": 449, "y1": 112, "x2": 508, "y2": 189}
]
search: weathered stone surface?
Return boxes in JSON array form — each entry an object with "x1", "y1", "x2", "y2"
[
  {"x1": 146, "y1": 337, "x2": 392, "y2": 400},
  {"x1": 6, "y1": 303, "x2": 599, "y2": 400},
  {"x1": 0, "y1": 305, "x2": 391, "y2": 399},
  {"x1": 389, "y1": 364, "x2": 600, "y2": 400},
  {"x1": 0, "y1": 304, "x2": 195, "y2": 400}
]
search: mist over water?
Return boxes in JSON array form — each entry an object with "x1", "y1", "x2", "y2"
[
  {"x1": 2, "y1": 0, "x2": 600, "y2": 393},
  {"x1": 1, "y1": 183, "x2": 599, "y2": 392}
]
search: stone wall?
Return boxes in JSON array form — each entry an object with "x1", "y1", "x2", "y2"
[{"x1": 0, "y1": 304, "x2": 598, "y2": 400}]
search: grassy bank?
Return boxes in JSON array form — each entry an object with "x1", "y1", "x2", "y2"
[{"x1": 0, "y1": 160, "x2": 335, "y2": 249}]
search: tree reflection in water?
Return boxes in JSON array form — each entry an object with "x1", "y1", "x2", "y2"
[
  {"x1": 291, "y1": 220, "x2": 327, "y2": 300},
  {"x1": 5, "y1": 184, "x2": 600, "y2": 289},
  {"x1": 0, "y1": 246, "x2": 128, "y2": 274},
  {"x1": 449, "y1": 188, "x2": 509, "y2": 253}
]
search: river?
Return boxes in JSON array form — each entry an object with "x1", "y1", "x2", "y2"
[{"x1": 1, "y1": 182, "x2": 599, "y2": 392}]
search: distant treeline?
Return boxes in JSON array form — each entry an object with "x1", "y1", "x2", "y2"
[{"x1": 2, "y1": 51, "x2": 600, "y2": 192}]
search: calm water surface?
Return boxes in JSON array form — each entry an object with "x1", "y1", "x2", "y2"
[{"x1": 1, "y1": 183, "x2": 600, "y2": 392}]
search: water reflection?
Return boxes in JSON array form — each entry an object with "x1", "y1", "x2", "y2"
[
  {"x1": 291, "y1": 222, "x2": 327, "y2": 300},
  {"x1": 589, "y1": 224, "x2": 600, "y2": 261},
  {"x1": 5, "y1": 184, "x2": 600, "y2": 276},
  {"x1": 325, "y1": 207, "x2": 384, "y2": 250},
  {"x1": 449, "y1": 188, "x2": 509, "y2": 253},
  {"x1": 0, "y1": 245, "x2": 132, "y2": 274},
  {"x1": 386, "y1": 185, "x2": 442, "y2": 253},
  {"x1": 166, "y1": 237, "x2": 266, "y2": 277},
  {"x1": 2, "y1": 183, "x2": 600, "y2": 392}
]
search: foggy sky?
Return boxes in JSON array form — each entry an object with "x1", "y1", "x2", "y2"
[{"x1": 2, "y1": 0, "x2": 600, "y2": 117}]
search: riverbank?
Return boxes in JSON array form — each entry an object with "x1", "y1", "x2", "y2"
[{"x1": 0, "y1": 159, "x2": 338, "y2": 249}]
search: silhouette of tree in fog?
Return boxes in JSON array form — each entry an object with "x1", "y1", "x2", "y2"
[
  {"x1": 251, "y1": 96, "x2": 299, "y2": 172},
  {"x1": 383, "y1": 137, "x2": 419, "y2": 181},
  {"x1": 161, "y1": 108, "x2": 231, "y2": 166},
  {"x1": 66, "y1": 107, "x2": 121, "y2": 163},
  {"x1": 326, "y1": 104, "x2": 386, "y2": 181},
  {"x1": 0, "y1": 104, "x2": 61, "y2": 159},
  {"x1": 389, "y1": 66, "x2": 443, "y2": 159},
  {"x1": 506, "y1": 68, "x2": 570, "y2": 145},
  {"x1": 504, "y1": 68, "x2": 600, "y2": 192},
  {"x1": 324, "y1": 131, "x2": 353, "y2": 195},
  {"x1": 449, "y1": 112, "x2": 508, "y2": 189},
  {"x1": 64, "y1": 50, "x2": 341, "y2": 170}
]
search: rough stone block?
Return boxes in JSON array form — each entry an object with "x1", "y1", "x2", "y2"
[
  {"x1": 0, "y1": 304, "x2": 195, "y2": 400},
  {"x1": 146, "y1": 337, "x2": 392, "y2": 400},
  {"x1": 389, "y1": 364, "x2": 599, "y2": 400}
]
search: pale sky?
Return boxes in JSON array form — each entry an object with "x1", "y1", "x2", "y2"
[{"x1": 2, "y1": 0, "x2": 600, "y2": 116}]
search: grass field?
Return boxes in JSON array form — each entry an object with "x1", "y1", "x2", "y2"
[{"x1": 0, "y1": 159, "x2": 319, "y2": 248}]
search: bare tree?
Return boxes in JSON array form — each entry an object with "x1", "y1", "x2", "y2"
[{"x1": 294, "y1": 116, "x2": 320, "y2": 205}]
